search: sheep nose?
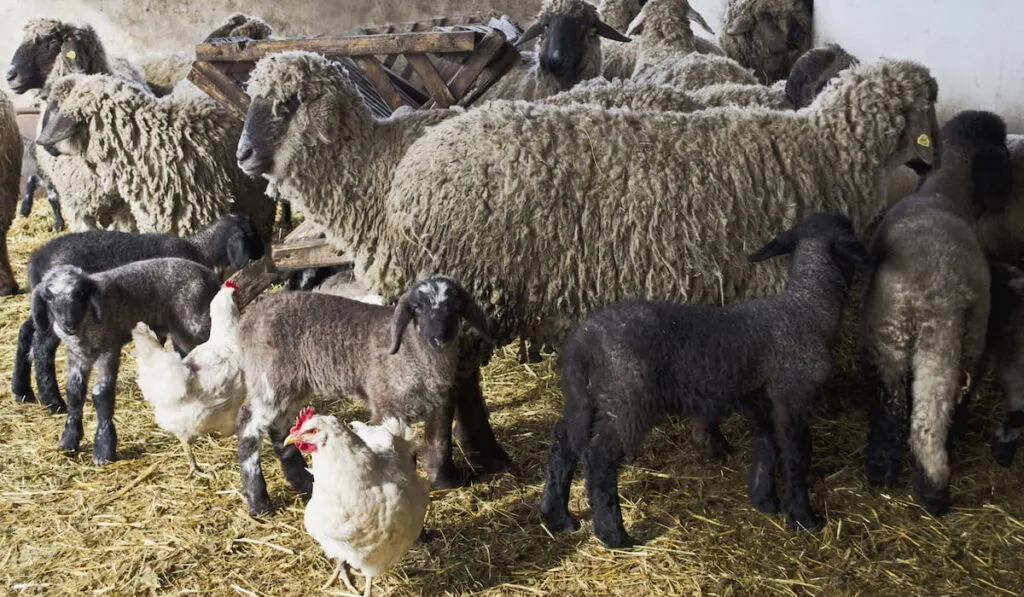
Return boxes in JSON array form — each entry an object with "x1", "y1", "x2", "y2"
[
  {"x1": 547, "y1": 50, "x2": 565, "y2": 72},
  {"x1": 236, "y1": 146, "x2": 254, "y2": 162},
  {"x1": 5, "y1": 68, "x2": 16, "y2": 83}
]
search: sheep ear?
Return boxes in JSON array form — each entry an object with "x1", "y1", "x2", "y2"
[
  {"x1": 388, "y1": 293, "x2": 414, "y2": 354},
  {"x1": 686, "y1": 7, "x2": 715, "y2": 36},
  {"x1": 595, "y1": 20, "x2": 631, "y2": 43},
  {"x1": 515, "y1": 18, "x2": 547, "y2": 46},
  {"x1": 85, "y1": 280, "x2": 102, "y2": 323},
  {"x1": 59, "y1": 38, "x2": 86, "y2": 71},
  {"x1": 625, "y1": 11, "x2": 645, "y2": 36},
  {"x1": 31, "y1": 289, "x2": 50, "y2": 330},
  {"x1": 457, "y1": 286, "x2": 493, "y2": 343},
  {"x1": 748, "y1": 234, "x2": 795, "y2": 262},
  {"x1": 832, "y1": 237, "x2": 869, "y2": 266},
  {"x1": 226, "y1": 232, "x2": 250, "y2": 269},
  {"x1": 905, "y1": 108, "x2": 938, "y2": 167},
  {"x1": 972, "y1": 146, "x2": 1014, "y2": 213}
]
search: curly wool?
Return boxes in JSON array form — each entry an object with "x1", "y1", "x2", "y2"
[
  {"x1": 597, "y1": 0, "x2": 643, "y2": 80},
  {"x1": 720, "y1": 0, "x2": 813, "y2": 84},
  {"x1": 48, "y1": 74, "x2": 273, "y2": 237},
  {"x1": 635, "y1": 51, "x2": 758, "y2": 89},
  {"x1": 541, "y1": 76, "x2": 790, "y2": 110},
  {"x1": 0, "y1": 93, "x2": 21, "y2": 294},
  {"x1": 690, "y1": 79, "x2": 791, "y2": 108},
  {"x1": 251, "y1": 53, "x2": 937, "y2": 349}
]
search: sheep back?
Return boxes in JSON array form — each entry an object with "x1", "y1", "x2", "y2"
[{"x1": 634, "y1": 52, "x2": 758, "y2": 89}]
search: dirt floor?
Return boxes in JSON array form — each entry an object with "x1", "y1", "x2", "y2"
[{"x1": 2, "y1": 207, "x2": 1024, "y2": 596}]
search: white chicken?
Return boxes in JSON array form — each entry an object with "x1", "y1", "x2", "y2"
[
  {"x1": 131, "y1": 280, "x2": 245, "y2": 478},
  {"x1": 285, "y1": 407, "x2": 429, "y2": 596}
]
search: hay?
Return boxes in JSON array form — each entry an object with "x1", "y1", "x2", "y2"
[{"x1": 3, "y1": 207, "x2": 1024, "y2": 596}]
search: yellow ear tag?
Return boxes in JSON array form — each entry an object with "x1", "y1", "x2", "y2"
[
  {"x1": 65, "y1": 50, "x2": 77, "y2": 60},
  {"x1": 916, "y1": 133, "x2": 931, "y2": 148}
]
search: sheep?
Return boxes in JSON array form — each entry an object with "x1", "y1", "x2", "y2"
[
  {"x1": 18, "y1": 134, "x2": 64, "y2": 231},
  {"x1": 597, "y1": 0, "x2": 645, "y2": 79},
  {"x1": 234, "y1": 275, "x2": 492, "y2": 516},
  {"x1": 860, "y1": 110, "x2": 1014, "y2": 516},
  {"x1": 477, "y1": 0, "x2": 631, "y2": 102},
  {"x1": 32, "y1": 258, "x2": 220, "y2": 465},
  {"x1": 0, "y1": 92, "x2": 20, "y2": 297},
  {"x1": 985, "y1": 262, "x2": 1024, "y2": 468},
  {"x1": 785, "y1": 43, "x2": 859, "y2": 109},
  {"x1": 34, "y1": 73, "x2": 275, "y2": 238},
  {"x1": 540, "y1": 212, "x2": 866, "y2": 547},
  {"x1": 627, "y1": 0, "x2": 734, "y2": 87},
  {"x1": 719, "y1": 0, "x2": 813, "y2": 84},
  {"x1": 11, "y1": 214, "x2": 266, "y2": 414}
]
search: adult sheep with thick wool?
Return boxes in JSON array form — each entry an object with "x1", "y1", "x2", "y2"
[
  {"x1": 627, "y1": 0, "x2": 737, "y2": 87},
  {"x1": 597, "y1": 0, "x2": 645, "y2": 79},
  {"x1": 719, "y1": 0, "x2": 813, "y2": 84},
  {"x1": 237, "y1": 52, "x2": 938, "y2": 375},
  {"x1": 0, "y1": 92, "x2": 21, "y2": 296},
  {"x1": 35, "y1": 73, "x2": 275, "y2": 238}
]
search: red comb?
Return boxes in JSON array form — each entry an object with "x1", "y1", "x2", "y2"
[
  {"x1": 290, "y1": 406, "x2": 316, "y2": 435},
  {"x1": 224, "y1": 280, "x2": 240, "y2": 291}
]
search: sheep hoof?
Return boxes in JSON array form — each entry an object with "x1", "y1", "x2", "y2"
[
  {"x1": 12, "y1": 391, "x2": 37, "y2": 404},
  {"x1": 428, "y1": 464, "x2": 471, "y2": 489},
  {"x1": 991, "y1": 439, "x2": 1018, "y2": 468},
  {"x1": 247, "y1": 498, "x2": 274, "y2": 518},
  {"x1": 0, "y1": 282, "x2": 18, "y2": 297},
  {"x1": 45, "y1": 400, "x2": 68, "y2": 415},
  {"x1": 865, "y1": 459, "x2": 901, "y2": 488},
  {"x1": 58, "y1": 429, "x2": 82, "y2": 452},
  {"x1": 597, "y1": 529, "x2": 635, "y2": 550},
  {"x1": 785, "y1": 508, "x2": 823, "y2": 531},
  {"x1": 541, "y1": 510, "x2": 581, "y2": 534},
  {"x1": 912, "y1": 470, "x2": 950, "y2": 517},
  {"x1": 751, "y1": 495, "x2": 780, "y2": 515}
]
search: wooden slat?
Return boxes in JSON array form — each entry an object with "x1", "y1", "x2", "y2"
[
  {"x1": 458, "y1": 45, "x2": 520, "y2": 107},
  {"x1": 195, "y1": 31, "x2": 477, "y2": 62},
  {"x1": 187, "y1": 61, "x2": 249, "y2": 119},
  {"x1": 273, "y1": 239, "x2": 351, "y2": 270},
  {"x1": 352, "y1": 55, "x2": 406, "y2": 111},
  {"x1": 406, "y1": 53, "x2": 455, "y2": 108},
  {"x1": 226, "y1": 255, "x2": 283, "y2": 308},
  {"x1": 381, "y1": 65, "x2": 430, "y2": 106},
  {"x1": 447, "y1": 29, "x2": 510, "y2": 99}
]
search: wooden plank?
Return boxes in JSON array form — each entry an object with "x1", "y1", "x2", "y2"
[
  {"x1": 195, "y1": 31, "x2": 477, "y2": 62},
  {"x1": 406, "y1": 53, "x2": 455, "y2": 108},
  {"x1": 227, "y1": 255, "x2": 283, "y2": 308},
  {"x1": 273, "y1": 239, "x2": 351, "y2": 270},
  {"x1": 447, "y1": 29, "x2": 510, "y2": 99},
  {"x1": 458, "y1": 45, "x2": 520, "y2": 107},
  {"x1": 282, "y1": 219, "x2": 327, "y2": 243},
  {"x1": 187, "y1": 60, "x2": 249, "y2": 120},
  {"x1": 351, "y1": 55, "x2": 406, "y2": 111}
]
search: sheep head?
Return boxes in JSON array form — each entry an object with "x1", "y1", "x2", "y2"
[
  {"x1": 785, "y1": 43, "x2": 859, "y2": 110},
  {"x1": 6, "y1": 19, "x2": 109, "y2": 94},
  {"x1": 238, "y1": 51, "x2": 370, "y2": 180},
  {"x1": 626, "y1": 0, "x2": 714, "y2": 39},
  {"x1": 518, "y1": 0, "x2": 629, "y2": 86},
  {"x1": 720, "y1": 0, "x2": 812, "y2": 83},
  {"x1": 34, "y1": 265, "x2": 102, "y2": 337},
  {"x1": 389, "y1": 275, "x2": 493, "y2": 355},
  {"x1": 749, "y1": 212, "x2": 867, "y2": 272},
  {"x1": 936, "y1": 110, "x2": 1014, "y2": 215}
]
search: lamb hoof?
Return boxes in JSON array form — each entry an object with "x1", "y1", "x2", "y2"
[
  {"x1": 417, "y1": 528, "x2": 437, "y2": 543},
  {"x1": 18, "y1": 202, "x2": 31, "y2": 218},
  {"x1": 58, "y1": 430, "x2": 82, "y2": 452},
  {"x1": 0, "y1": 282, "x2": 18, "y2": 297},
  {"x1": 541, "y1": 509, "x2": 581, "y2": 534},
  {"x1": 247, "y1": 500, "x2": 274, "y2": 518},
  {"x1": 991, "y1": 439, "x2": 1018, "y2": 468},
  {"x1": 45, "y1": 400, "x2": 68, "y2": 415},
  {"x1": 865, "y1": 461, "x2": 900, "y2": 488},
  {"x1": 704, "y1": 437, "x2": 733, "y2": 462},
  {"x1": 92, "y1": 454, "x2": 116, "y2": 466},
  {"x1": 750, "y1": 495, "x2": 780, "y2": 515},
  {"x1": 53, "y1": 219, "x2": 65, "y2": 232},
  {"x1": 13, "y1": 392, "x2": 37, "y2": 404},
  {"x1": 597, "y1": 529, "x2": 635, "y2": 550},
  {"x1": 468, "y1": 450, "x2": 514, "y2": 476},
  {"x1": 913, "y1": 471, "x2": 950, "y2": 517},
  {"x1": 428, "y1": 464, "x2": 471, "y2": 489},
  {"x1": 786, "y1": 508, "x2": 823, "y2": 531}
]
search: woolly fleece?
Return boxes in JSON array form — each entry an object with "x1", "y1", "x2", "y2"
[
  {"x1": 0, "y1": 93, "x2": 21, "y2": 294},
  {"x1": 720, "y1": 0, "x2": 813, "y2": 84}
]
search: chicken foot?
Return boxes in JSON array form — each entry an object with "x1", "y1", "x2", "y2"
[{"x1": 182, "y1": 439, "x2": 215, "y2": 480}]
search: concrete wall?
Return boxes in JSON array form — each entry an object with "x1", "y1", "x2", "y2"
[{"x1": 0, "y1": 0, "x2": 545, "y2": 108}]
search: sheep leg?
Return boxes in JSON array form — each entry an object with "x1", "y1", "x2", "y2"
[
  {"x1": 540, "y1": 418, "x2": 581, "y2": 533},
  {"x1": 992, "y1": 367, "x2": 1024, "y2": 467},
  {"x1": 422, "y1": 401, "x2": 467, "y2": 489},
  {"x1": 58, "y1": 356, "x2": 93, "y2": 453},
  {"x1": 583, "y1": 433, "x2": 632, "y2": 549},
  {"x1": 19, "y1": 174, "x2": 39, "y2": 217},
  {"x1": 236, "y1": 404, "x2": 273, "y2": 516},
  {"x1": 33, "y1": 327, "x2": 68, "y2": 414},
  {"x1": 452, "y1": 362, "x2": 512, "y2": 474},
  {"x1": 91, "y1": 352, "x2": 120, "y2": 465},
  {"x1": 773, "y1": 399, "x2": 821, "y2": 531},
  {"x1": 864, "y1": 366, "x2": 909, "y2": 488},
  {"x1": 745, "y1": 398, "x2": 780, "y2": 514},
  {"x1": 47, "y1": 187, "x2": 65, "y2": 231},
  {"x1": 269, "y1": 422, "x2": 313, "y2": 494},
  {"x1": 12, "y1": 318, "x2": 36, "y2": 404}
]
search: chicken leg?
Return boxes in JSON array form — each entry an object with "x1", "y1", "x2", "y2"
[
  {"x1": 182, "y1": 439, "x2": 215, "y2": 480},
  {"x1": 322, "y1": 559, "x2": 361, "y2": 595}
]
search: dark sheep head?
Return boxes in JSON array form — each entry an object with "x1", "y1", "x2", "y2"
[
  {"x1": 517, "y1": 0, "x2": 630, "y2": 85},
  {"x1": 389, "y1": 275, "x2": 493, "y2": 355},
  {"x1": 34, "y1": 94, "x2": 85, "y2": 157},
  {"x1": 7, "y1": 20, "x2": 102, "y2": 94},
  {"x1": 785, "y1": 44, "x2": 860, "y2": 109},
  {"x1": 33, "y1": 265, "x2": 102, "y2": 337},
  {"x1": 939, "y1": 110, "x2": 1014, "y2": 214},
  {"x1": 221, "y1": 214, "x2": 267, "y2": 268},
  {"x1": 749, "y1": 212, "x2": 868, "y2": 277}
]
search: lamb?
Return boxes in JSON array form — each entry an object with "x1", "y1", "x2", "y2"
[
  {"x1": 32, "y1": 259, "x2": 220, "y2": 465},
  {"x1": 861, "y1": 110, "x2": 1014, "y2": 515},
  {"x1": 541, "y1": 212, "x2": 867, "y2": 548},
  {"x1": 12, "y1": 214, "x2": 266, "y2": 414},
  {"x1": 0, "y1": 91, "x2": 21, "y2": 297},
  {"x1": 984, "y1": 262, "x2": 1024, "y2": 468},
  {"x1": 234, "y1": 275, "x2": 492, "y2": 516},
  {"x1": 35, "y1": 73, "x2": 275, "y2": 237},
  {"x1": 719, "y1": 0, "x2": 814, "y2": 84},
  {"x1": 477, "y1": 0, "x2": 631, "y2": 102},
  {"x1": 18, "y1": 134, "x2": 64, "y2": 231},
  {"x1": 627, "y1": 0, "x2": 735, "y2": 87}
]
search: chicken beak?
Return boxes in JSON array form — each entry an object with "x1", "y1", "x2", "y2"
[{"x1": 283, "y1": 434, "x2": 298, "y2": 447}]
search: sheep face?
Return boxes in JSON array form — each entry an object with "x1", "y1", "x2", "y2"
[
  {"x1": 236, "y1": 96, "x2": 294, "y2": 178},
  {"x1": 388, "y1": 276, "x2": 493, "y2": 355},
  {"x1": 223, "y1": 214, "x2": 268, "y2": 268},
  {"x1": 34, "y1": 266, "x2": 101, "y2": 337},
  {"x1": 34, "y1": 96, "x2": 85, "y2": 157},
  {"x1": 7, "y1": 20, "x2": 99, "y2": 94},
  {"x1": 749, "y1": 212, "x2": 867, "y2": 278}
]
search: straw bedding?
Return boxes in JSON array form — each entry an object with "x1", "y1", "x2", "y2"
[{"x1": 2, "y1": 207, "x2": 1023, "y2": 596}]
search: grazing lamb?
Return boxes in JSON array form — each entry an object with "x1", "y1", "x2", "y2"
[
  {"x1": 0, "y1": 92, "x2": 20, "y2": 297},
  {"x1": 719, "y1": 0, "x2": 813, "y2": 84},
  {"x1": 541, "y1": 212, "x2": 867, "y2": 548},
  {"x1": 234, "y1": 275, "x2": 492, "y2": 515},
  {"x1": 35, "y1": 73, "x2": 274, "y2": 237},
  {"x1": 627, "y1": 0, "x2": 733, "y2": 86},
  {"x1": 32, "y1": 259, "x2": 220, "y2": 464},
  {"x1": 12, "y1": 214, "x2": 266, "y2": 414},
  {"x1": 861, "y1": 110, "x2": 1013, "y2": 515},
  {"x1": 985, "y1": 262, "x2": 1024, "y2": 468},
  {"x1": 478, "y1": 0, "x2": 631, "y2": 101}
]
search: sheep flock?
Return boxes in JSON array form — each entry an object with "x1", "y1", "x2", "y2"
[{"x1": 3, "y1": 0, "x2": 1024, "y2": 595}]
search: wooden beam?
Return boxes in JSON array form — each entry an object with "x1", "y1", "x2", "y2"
[
  {"x1": 195, "y1": 31, "x2": 477, "y2": 62},
  {"x1": 406, "y1": 53, "x2": 455, "y2": 108},
  {"x1": 458, "y1": 44, "x2": 520, "y2": 107},
  {"x1": 447, "y1": 30, "x2": 510, "y2": 99},
  {"x1": 187, "y1": 61, "x2": 249, "y2": 120},
  {"x1": 226, "y1": 255, "x2": 284, "y2": 308},
  {"x1": 273, "y1": 238, "x2": 352, "y2": 270},
  {"x1": 351, "y1": 55, "x2": 406, "y2": 111}
]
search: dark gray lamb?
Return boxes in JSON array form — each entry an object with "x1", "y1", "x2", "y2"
[
  {"x1": 861, "y1": 110, "x2": 1014, "y2": 516},
  {"x1": 985, "y1": 262, "x2": 1024, "y2": 468},
  {"x1": 12, "y1": 214, "x2": 265, "y2": 414},
  {"x1": 32, "y1": 258, "x2": 220, "y2": 464},
  {"x1": 541, "y1": 212, "x2": 867, "y2": 548}
]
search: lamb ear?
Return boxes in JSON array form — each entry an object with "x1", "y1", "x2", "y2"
[
  {"x1": 595, "y1": 20, "x2": 631, "y2": 42},
  {"x1": 226, "y1": 232, "x2": 250, "y2": 269},
  {"x1": 686, "y1": 7, "x2": 715, "y2": 36},
  {"x1": 31, "y1": 289, "x2": 50, "y2": 330},
  {"x1": 388, "y1": 293, "x2": 414, "y2": 354},
  {"x1": 832, "y1": 237, "x2": 869, "y2": 265},
  {"x1": 1009, "y1": 278, "x2": 1024, "y2": 296},
  {"x1": 748, "y1": 233, "x2": 795, "y2": 262},
  {"x1": 515, "y1": 18, "x2": 547, "y2": 46},
  {"x1": 85, "y1": 280, "x2": 102, "y2": 323},
  {"x1": 972, "y1": 145, "x2": 1014, "y2": 213},
  {"x1": 905, "y1": 108, "x2": 939, "y2": 168},
  {"x1": 457, "y1": 286, "x2": 493, "y2": 343},
  {"x1": 625, "y1": 11, "x2": 646, "y2": 36}
]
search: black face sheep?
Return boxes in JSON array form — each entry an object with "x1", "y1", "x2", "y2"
[
  {"x1": 32, "y1": 259, "x2": 220, "y2": 465},
  {"x1": 540, "y1": 212, "x2": 867, "y2": 548},
  {"x1": 235, "y1": 275, "x2": 492, "y2": 516},
  {"x1": 12, "y1": 214, "x2": 265, "y2": 414},
  {"x1": 986, "y1": 262, "x2": 1024, "y2": 468},
  {"x1": 861, "y1": 110, "x2": 1014, "y2": 515}
]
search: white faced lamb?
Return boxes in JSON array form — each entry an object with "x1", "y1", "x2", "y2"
[
  {"x1": 32, "y1": 259, "x2": 220, "y2": 465},
  {"x1": 541, "y1": 212, "x2": 867, "y2": 548},
  {"x1": 478, "y1": 0, "x2": 631, "y2": 102},
  {"x1": 985, "y1": 262, "x2": 1024, "y2": 468},
  {"x1": 719, "y1": 0, "x2": 813, "y2": 84},
  {"x1": 12, "y1": 214, "x2": 266, "y2": 414},
  {"x1": 234, "y1": 275, "x2": 492, "y2": 516},
  {"x1": 861, "y1": 110, "x2": 1014, "y2": 515}
]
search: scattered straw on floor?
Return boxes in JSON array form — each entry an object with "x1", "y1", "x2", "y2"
[{"x1": 2, "y1": 207, "x2": 1024, "y2": 596}]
